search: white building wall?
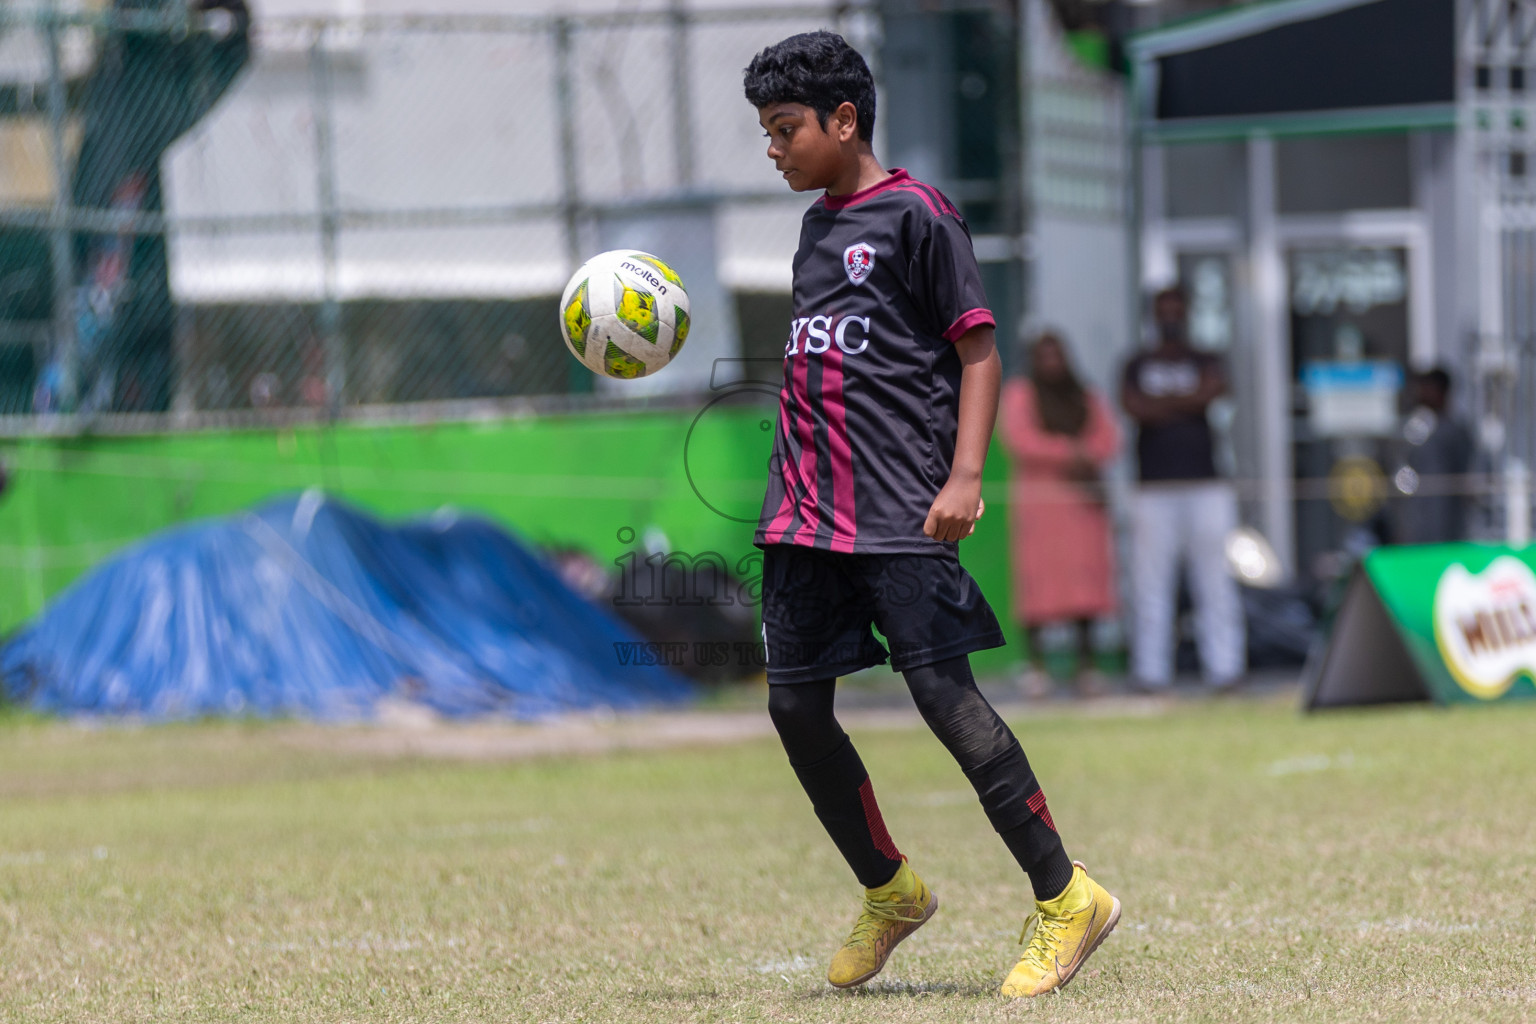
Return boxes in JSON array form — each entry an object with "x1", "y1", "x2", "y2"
[
  {"x1": 1024, "y1": 0, "x2": 1132, "y2": 393},
  {"x1": 1033, "y1": 216, "x2": 1131, "y2": 392}
]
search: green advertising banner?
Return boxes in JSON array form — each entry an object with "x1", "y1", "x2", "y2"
[{"x1": 1305, "y1": 544, "x2": 1536, "y2": 709}]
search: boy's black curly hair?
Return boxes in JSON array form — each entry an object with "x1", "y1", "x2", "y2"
[{"x1": 743, "y1": 31, "x2": 876, "y2": 143}]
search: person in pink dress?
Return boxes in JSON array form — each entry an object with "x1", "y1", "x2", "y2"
[{"x1": 1001, "y1": 332, "x2": 1122, "y2": 697}]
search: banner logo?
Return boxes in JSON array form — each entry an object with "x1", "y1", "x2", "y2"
[{"x1": 1432, "y1": 556, "x2": 1536, "y2": 700}]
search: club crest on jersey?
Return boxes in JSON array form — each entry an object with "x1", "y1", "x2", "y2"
[{"x1": 843, "y1": 242, "x2": 877, "y2": 286}]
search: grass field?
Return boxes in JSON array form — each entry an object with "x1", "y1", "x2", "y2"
[{"x1": 1, "y1": 691, "x2": 1533, "y2": 1023}]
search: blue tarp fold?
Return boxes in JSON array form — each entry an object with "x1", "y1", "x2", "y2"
[{"x1": 1, "y1": 493, "x2": 694, "y2": 720}]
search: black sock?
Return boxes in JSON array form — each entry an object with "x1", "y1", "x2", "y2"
[
  {"x1": 1001, "y1": 821, "x2": 1075, "y2": 901},
  {"x1": 903, "y1": 656, "x2": 1074, "y2": 900},
  {"x1": 789, "y1": 737, "x2": 904, "y2": 888},
  {"x1": 963, "y1": 741, "x2": 1074, "y2": 900},
  {"x1": 768, "y1": 682, "x2": 904, "y2": 889}
]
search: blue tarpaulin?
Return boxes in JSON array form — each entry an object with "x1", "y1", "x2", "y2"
[{"x1": 1, "y1": 493, "x2": 695, "y2": 720}]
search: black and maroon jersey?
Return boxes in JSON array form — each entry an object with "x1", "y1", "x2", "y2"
[{"x1": 754, "y1": 169, "x2": 995, "y2": 555}]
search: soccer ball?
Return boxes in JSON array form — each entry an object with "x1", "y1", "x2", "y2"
[{"x1": 559, "y1": 250, "x2": 691, "y2": 379}]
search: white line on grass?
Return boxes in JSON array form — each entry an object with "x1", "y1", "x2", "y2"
[
  {"x1": 751, "y1": 955, "x2": 817, "y2": 975},
  {"x1": 1265, "y1": 751, "x2": 1356, "y2": 776},
  {"x1": 0, "y1": 846, "x2": 108, "y2": 868}
]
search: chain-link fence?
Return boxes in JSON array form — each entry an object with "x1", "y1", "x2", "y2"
[{"x1": 0, "y1": 1, "x2": 876, "y2": 432}]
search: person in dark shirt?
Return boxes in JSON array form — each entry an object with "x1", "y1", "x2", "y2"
[
  {"x1": 11, "y1": 0, "x2": 250, "y2": 414},
  {"x1": 1393, "y1": 367, "x2": 1475, "y2": 544},
  {"x1": 1120, "y1": 285, "x2": 1245, "y2": 691},
  {"x1": 743, "y1": 31, "x2": 1119, "y2": 999}
]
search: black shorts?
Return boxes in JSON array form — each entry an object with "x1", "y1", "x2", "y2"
[{"x1": 759, "y1": 544, "x2": 1007, "y2": 684}]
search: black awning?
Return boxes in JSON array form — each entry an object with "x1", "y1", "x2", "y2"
[{"x1": 1133, "y1": 0, "x2": 1455, "y2": 137}]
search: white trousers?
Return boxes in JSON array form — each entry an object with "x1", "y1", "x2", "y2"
[{"x1": 1129, "y1": 481, "x2": 1246, "y2": 685}]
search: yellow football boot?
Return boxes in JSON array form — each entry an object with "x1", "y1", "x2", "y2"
[
  {"x1": 1001, "y1": 861, "x2": 1120, "y2": 998},
  {"x1": 826, "y1": 860, "x2": 938, "y2": 988}
]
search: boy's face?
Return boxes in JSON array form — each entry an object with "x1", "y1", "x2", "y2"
[{"x1": 757, "y1": 102, "x2": 855, "y2": 192}]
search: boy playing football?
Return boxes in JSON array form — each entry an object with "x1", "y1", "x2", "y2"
[{"x1": 742, "y1": 31, "x2": 1120, "y2": 997}]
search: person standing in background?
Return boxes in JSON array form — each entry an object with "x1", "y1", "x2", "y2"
[
  {"x1": 1392, "y1": 367, "x2": 1475, "y2": 545},
  {"x1": 1120, "y1": 286, "x2": 1245, "y2": 693},
  {"x1": 1001, "y1": 332, "x2": 1121, "y2": 698},
  {"x1": 26, "y1": 0, "x2": 251, "y2": 414}
]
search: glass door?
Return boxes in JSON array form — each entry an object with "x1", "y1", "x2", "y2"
[{"x1": 1287, "y1": 245, "x2": 1412, "y2": 581}]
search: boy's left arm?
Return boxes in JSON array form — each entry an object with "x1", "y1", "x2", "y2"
[{"x1": 925, "y1": 325, "x2": 1001, "y2": 542}]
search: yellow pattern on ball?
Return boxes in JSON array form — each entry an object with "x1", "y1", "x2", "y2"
[
  {"x1": 604, "y1": 341, "x2": 646, "y2": 379},
  {"x1": 670, "y1": 306, "x2": 690, "y2": 357},
  {"x1": 614, "y1": 282, "x2": 661, "y2": 346},
  {"x1": 562, "y1": 279, "x2": 591, "y2": 357},
  {"x1": 633, "y1": 253, "x2": 685, "y2": 288}
]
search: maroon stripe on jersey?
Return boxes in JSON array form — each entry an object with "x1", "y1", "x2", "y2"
[
  {"x1": 822, "y1": 342, "x2": 858, "y2": 552},
  {"x1": 891, "y1": 184, "x2": 941, "y2": 218},
  {"x1": 943, "y1": 307, "x2": 996, "y2": 343},
  {"x1": 787, "y1": 346, "x2": 822, "y2": 542},
  {"x1": 761, "y1": 384, "x2": 799, "y2": 543},
  {"x1": 819, "y1": 168, "x2": 916, "y2": 211},
  {"x1": 905, "y1": 179, "x2": 960, "y2": 217},
  {"x1": 803, "y1": 354, "x2": 837, "y2": 549},
  {"x1": 858, "y1": 777, "x2": 902, "y2": 861},
  {"x1": 895, "y1": 182, "x2": 940, "y2": 215}
]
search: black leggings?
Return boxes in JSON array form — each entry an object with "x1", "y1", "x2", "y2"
[{"x1": 768, "y1": 656, "x2": 1074, "y2": 898}]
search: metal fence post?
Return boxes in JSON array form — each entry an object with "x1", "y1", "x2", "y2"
[
  {"x1": 669, "y1": 0, "x2": 694, "y2": 187},
  {"x1": 1017, "y1": 0, "x2": 1036, "y2": 333},
  {"x1": 553, "y1": 17, "x2": 593, "y2": 392},
  {"x1": 311, "y1": 26, "x2": 346, "y2": 416},
  {"x1": 554, "y1": 17, "x2": 580, "y2": 270},
  {"x1": 44, "y1": 0, "x2": 78, "y2": 412}
]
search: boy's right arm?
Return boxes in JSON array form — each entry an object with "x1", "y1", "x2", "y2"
[{"x1": 926, "y1": 325, "x2": 999, "y2": 543}]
